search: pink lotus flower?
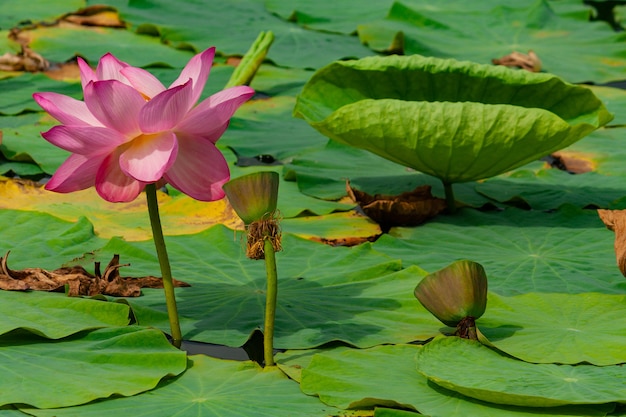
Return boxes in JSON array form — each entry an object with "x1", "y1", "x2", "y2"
[{"x1": 33, "y1": 48, "x2": 254, "y2": 203}]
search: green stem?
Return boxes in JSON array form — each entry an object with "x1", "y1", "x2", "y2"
[
  {"x1": 443, "y1": 181, "x2": 456, "y2": 214},
  {"x1": 225, "y1": 31, "x2": 274, "y2": 88},
  {"x1": 263, "y1": 238, "x2": 278, "y2": 367},
  {"x1": 145, "y1": 183, "x2": 182, "y2": 348}
]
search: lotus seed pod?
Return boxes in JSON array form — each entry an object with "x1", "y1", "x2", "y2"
[
  {"x1": 223, "y1": 171, "x2": 279, "y2": 225},
  {"x1": 414, "y1": 259, "x2": 487, "y2": 327}
]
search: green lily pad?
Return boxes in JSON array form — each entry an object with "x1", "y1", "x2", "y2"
[
  {"x1": 357, "y1": 0, "x2": 626, "y2": 83},
  {"x1": 586, "y1": 86, "x2": 626, "y2": 127},
  {"x1": 479, "y1": 292, "x2": 626, "y2": 365},
  {"x1": 221, "y1": 96, "x2": 330, "y2": 163},
  {"x1": 373, "y1": 205, "x2": 625, "y2": 295},
  {"x1": 0, "y1": 114, "x2": 70, "y2": 174},
  {"x1": 264, "y1": 0, "x2": 393, "y2": 34},
  {"x1": 0, "y1": 326, "x2": 187, "y2": 408},
  {"x1": 102, "y1": 0, "x2": 374, "y2": 69},
  {"x1": 29, "y1": 26, "x2": 194, "y2": 68},
  {"x1": 416, "y1": 337, "x2": 626, "y2": 407},
  {"x1": 21, "y1": 355, "x2": 339, "y2": 416},
  {"x1": 299, "y1": 344, "x2": 611, "y2": 416},
  {"x1": 0, "y1": 291, "x2": 129, "y2": 338},
  {"x1": 0, "y1": 210, "x2": 105, "y2": 270},
  {"x1": 476, "y1": 169, "x2": 626, "y2": 210},
  {"x1": 0, "y1": 73, "x2": 82, "y2": 115},
  {"x1": 558, "y1": 128, "x2": 626, "y2": 178},
  {"x1": 294, "y1": 55, "x2": 612, "y2": 186},
  {"x1": 0, "y1": 0, "x2": 83, "y2": 30},
  {"x1": 82, "y1": 226, "x2": 440, "y2": 348}
]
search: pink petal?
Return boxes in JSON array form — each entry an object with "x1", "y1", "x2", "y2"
[
  {"x1": 95, "y1": 151, "x2": 145, "y2": 203},
  {"x1": 163, "y1": 133, "x2": 229, "y2": 201},
  {"x1": 176, "y1": 86, "x2": 254, "y2": 141},
  {"x1": 139, "y1": 81, "x2": 193, "y2": 133},
  {"x1": 169, "y1": 47, "x2": 215, "y2": 105},
  {"x1": 45, "y1": 153, "x2": 104, "y2": 193},
  {"x1": 77, "y1": 57, "x2": 97, "y2": 90},
  {"x1": 84, "y1": 80, "x2": 145, "y2": 136},
  {"x1": 121, "y1": 66, "x2": 166, "y2": 99},
  {"x1": 42, "y1": 125, "x2": 128, "y2": 155},
  {"x1": 33, "y1": 92, "x2": 103, "y2": 127},
  {"x1": 119, "y1": 131, "x2": 178, "y2": 182},
  {"x1": 96, "y1": 53, "x2": 130, "y2": 83}
]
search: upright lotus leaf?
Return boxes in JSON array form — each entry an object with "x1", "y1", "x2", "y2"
[{"x1": 294, "y1": 55, "x2": 612, "y2": 209}]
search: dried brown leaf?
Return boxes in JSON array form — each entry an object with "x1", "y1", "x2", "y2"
[
  {"x1": 0, "y1": 46, "x2": 49, "y2": 72},
  {"x1": 346, "y1": 180, "x2": 447, "y2": 232},
  {"x1": 0, "y1": 252, "x2": 190, "y2": 297},
  {"x1": 598, "y1": 209, "x2": 626, "y2": 277},
  {"x1": 492, "y1": 50, "x2": 542, "y2": 72}
]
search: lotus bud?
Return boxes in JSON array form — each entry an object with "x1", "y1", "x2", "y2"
[
  {"x1": 414, "y1": 260, "x2": 487, "y2": 339},
  {"x1": 223, "y1": 172, "x2": 279, "y2": 225},
  {"x1": 223, "y1": 172, "x2": 281, "y2": 260}
]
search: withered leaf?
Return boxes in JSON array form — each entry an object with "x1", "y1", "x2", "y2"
[
  {"x1": 598, "y1": 209, "x2": 626, "y2": 278},
  {"x1": 548, "y1": 151, "x2": 593, "y2": 174},
  {"x1": 492, "y1": 50, "x2": 541, "y2": 72},
  {"x1": 0, "y1": 46, "x2": 49, "y2": 72},
  {"x1": 346, "y1": 180, "x2": 447, "y2": 232},
  {"x1": 0, "y1": 252, "x2": 190, "y2": 297}
]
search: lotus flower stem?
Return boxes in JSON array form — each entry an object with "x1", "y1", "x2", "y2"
[
  {"x1": 225, "y1": 31, "x2": 274, "y2": 88},
  {"x1": 263, "y1": 237, "x2": 278, "y2": 367},
  {"x1": 145, "y1": 183, "x2": 182, "y2": 348},
  {"x1": 443, "y1": 182, "x2": 456, "y2": 213}
]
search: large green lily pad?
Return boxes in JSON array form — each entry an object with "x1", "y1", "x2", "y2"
[
  {"x1": 100, "y1": 0, "x2": 374, "y2": 69},
  {"x1": 416, "y1": 337, "x2": 626, "y2": 407},
  {"x1": 357, "y1": 0, "x2": 626, "y2": 83},
  {"x1": 79, "y1": 226, "x2": 441, "y2": 348},
  {"x1": 21, "y1": 355, "x2": 340, "y2": 416},
  {"x1": 479, "y1": 292, "x2": 626, "y2": 365},
  {"x1": 0, "y1": 326, "x2": 187, "y2": 408},
  {"x1": 0, "y1": 291, "x2": 129, "y2": 338},
  {"x1": 298, "y1": 344, "x2": 611, "y2": 416},
  {"x1": 373, "y1": 205, "x2": 625, "y2": 295},
  {"x1": 0, "y1": 210, "x2": 105, "y2": 270},
  {"x1": 294, "y1": 54, "x2": 612, "y2": 185},
  {"x1": 476, "y1": 168, "x2": 626, "y2": 210}
]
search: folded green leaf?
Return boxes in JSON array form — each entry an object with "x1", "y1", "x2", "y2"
[{"x1": 294, "y1": 55, "x2": 613, "y2": 184}]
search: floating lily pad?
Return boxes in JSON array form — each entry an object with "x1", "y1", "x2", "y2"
[
  {"x1": 373, "y1": 205, "x2": 626, "y2": 295},
  {"x1": 299, "y1": 344, "x2": 611, "y2": 416},
  {"x1": 0, "y1": 291, "x2": 129, "y2": 338},
  {"x1": 264, "y1": 0, "x2": 393, "y2": 34},
  {"x1": 21, "y1": 355, "x2": 339, "y2": 416},
  {"x1": 0, "y1": 210, "x2": 105, "y2": 270},
  {"x1": 357, "y1": 0, "x2": 626, "y2": 83},
  {"x1": 0, "y1": 0, "x2": 83, "y2": 30},
  {"x1": 82, "y1": 227, "x2": 440, "y2": 348},
  {"x1": 476, "y1": 169, "x2": 626, "y2": 210},
  {"x1": 29, "y1": 25, "x2": 194, "y2": 68},
  {"x1": 416, "y1": 337, "x2": 626, "y2": 407},
  {"x1": 479, "y1": 292, "x2": 626, "y2": 365},
  {"x1": 0, "y1": 326, "x2": 187, "y2": 408},
  {"x1": 294, "y1": 55, "x2": 612, "y2": 188},
  {"x1": 0, "y1": 73, "x2": 82, "y2": 115},
  {"x1": 103, "y1": 0, "x2": 374, "y2": 69},
  {"x1": 558, "y1": 128, "x2": 626, "y2": 179}
]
